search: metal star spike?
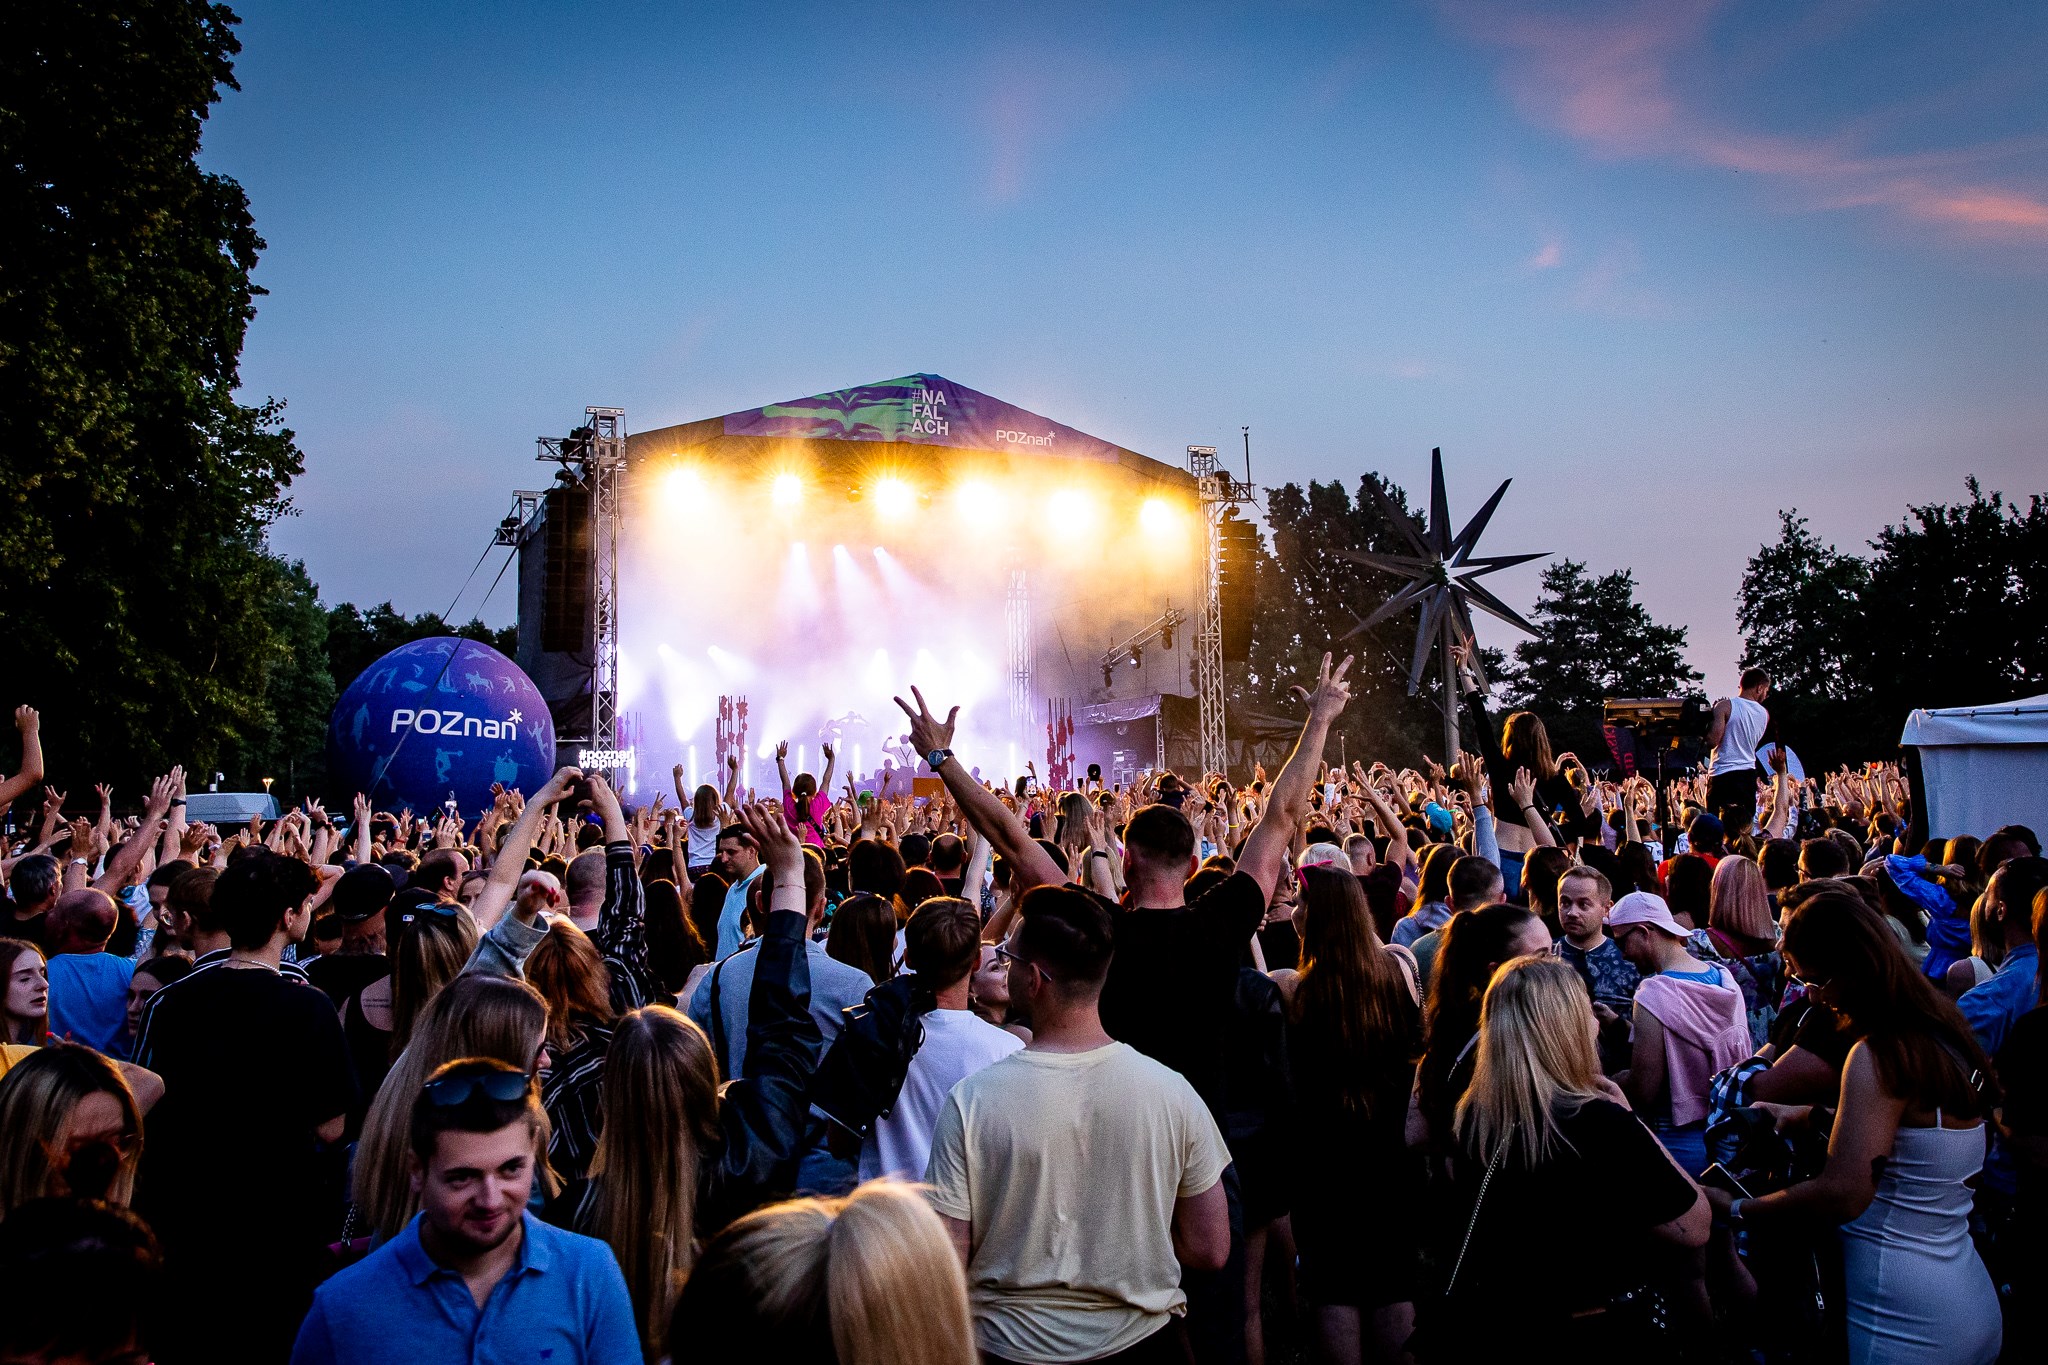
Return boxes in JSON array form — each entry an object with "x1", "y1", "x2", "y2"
[{"x1": 1337, "y1": 448, "x2": 1547, "y2": 694}]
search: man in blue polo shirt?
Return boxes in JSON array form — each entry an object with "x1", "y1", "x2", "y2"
[{"x1": 291, "y1": 1058, "x2": 638, "y2": 1365}]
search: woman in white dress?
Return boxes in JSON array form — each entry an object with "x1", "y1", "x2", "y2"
[{"x1": 1702, "y1": 887, "x2": 2001, "y2": 1365}]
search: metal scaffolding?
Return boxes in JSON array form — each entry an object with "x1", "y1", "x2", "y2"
[
  {"x1": 1187, "y1": 446, "x2": 1254, "y2": 778},
  {"x1": 1006, "y1": 568, "x2": 1033, "y2": 735},
  {"x1": 537, "y1": 407, "x2": 628, "y2": 777}
]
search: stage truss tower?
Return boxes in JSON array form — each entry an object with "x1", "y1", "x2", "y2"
[
  {"x1": 537, "y1": 406, "x2": 628, "y2": 780},
  {"x1": 1188, "y1": 445, "x2": 1254, "y2": 778},
  {"x1": 1005, "y1": 569, "x2": 1033, "y2": 736}
]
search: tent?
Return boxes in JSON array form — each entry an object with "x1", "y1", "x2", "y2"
[{"x1": 1900, "y1": 693, "x2": 2048, "y2": 840}]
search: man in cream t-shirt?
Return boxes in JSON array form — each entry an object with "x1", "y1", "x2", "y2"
[{"x1": 926, "y1": 885, "x2": 1230, "y2": 1365}]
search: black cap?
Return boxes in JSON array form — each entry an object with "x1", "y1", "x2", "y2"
[{"x1": 331, "y1": 863, "x2": 396, "y2": 924}]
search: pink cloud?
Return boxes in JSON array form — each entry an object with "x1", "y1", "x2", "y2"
[
  {"x1": 1527, "y1": 237, "x2": 1565, "y2": 268},
  {"x1": 1440, "y1": 0, "x2": 2048, "y2": 245}
]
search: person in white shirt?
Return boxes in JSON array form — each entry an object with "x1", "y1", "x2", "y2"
[
  {"x1": 860, "y1": 896, "x2": 1022, "y2": 1182},
  {"x1": 1706, "y1": 667, "x2": 1771, "y2": 837}
]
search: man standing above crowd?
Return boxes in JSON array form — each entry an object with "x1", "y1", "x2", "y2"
[{"x1": 1706, "y1": 667, "x2": 1771, "y2": 836}]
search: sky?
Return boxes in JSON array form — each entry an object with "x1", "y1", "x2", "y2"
[{"x1": 209, "y1": 0, "x2": 2048, "y2": 697}]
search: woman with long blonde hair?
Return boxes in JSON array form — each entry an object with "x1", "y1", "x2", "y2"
[
  {"x1": 578, "y1": 800, "x2": 827, "y2": 1361},
  {"x1": 1427, "y1": 957, "x2": 1706, "y2": 1357},
  {"x1": 351, "y1": 972, "x2": 552, "y2": 1241},
  {"x1": 669, "y1": 1180, "x2": 975, "y2": 1365},
  {"x1": 0, "y1": 1042, "x2": 143, "y2": 1216}
]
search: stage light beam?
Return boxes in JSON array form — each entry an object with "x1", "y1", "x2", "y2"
[
  {"x1": 772, "y1": 472, "x2": 804, "y2": 509},
  {"x1": 1139, "y1": 497, "x2": 1176, "y2": 536}
]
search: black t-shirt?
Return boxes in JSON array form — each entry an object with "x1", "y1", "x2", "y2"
[
  {"x1": 1450, "y1": 1099, "x2": 1698, "y2": 1319},
  {"x1": 304, "y1": 950, "x2": 391, "y2": 1010},
  {"x1": 1101, "y1": 870, "x2": 1267, "y2": 1120},
  {"x1": 135, "y1": 965, "x2": 357, "y2": 1263},
  {"x1": 3, "y1": 909, "x2": 46, "y2": 950},
  {"x1": 1768, "y1": 993, "x2": 1852, "y2": 1070}
]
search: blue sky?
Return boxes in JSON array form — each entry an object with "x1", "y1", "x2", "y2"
[{"x1": 211, "y1": 1, "x2": 2048, "y2": 696}]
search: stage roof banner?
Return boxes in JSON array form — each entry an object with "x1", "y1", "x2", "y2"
[{"x1": 718, "y1": 373, "x2": 1131, "y2": 464}]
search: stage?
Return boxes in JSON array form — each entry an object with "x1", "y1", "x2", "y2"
[{"x1": 514, "y1": 374, "x2": 1210, "y2": 796}]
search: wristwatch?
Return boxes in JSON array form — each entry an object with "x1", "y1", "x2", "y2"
[{"x1": 925, "y1": 747, "x2": 954, "y2": 770}]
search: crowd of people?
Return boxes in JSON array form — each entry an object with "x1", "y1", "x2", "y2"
[{"x1": 0, "y1": 652, "x2": 2041, "y2": 1365}]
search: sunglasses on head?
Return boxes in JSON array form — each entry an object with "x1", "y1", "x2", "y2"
[{"x1": 424, "y1": 1070, "x2": 529, "y2": 1107}]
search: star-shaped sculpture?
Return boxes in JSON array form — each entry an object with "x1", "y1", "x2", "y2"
[{"x1": 1338, "y1": 448, "x2": 1547, "y2": 694}]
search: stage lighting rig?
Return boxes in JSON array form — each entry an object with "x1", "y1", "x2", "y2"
[{"x1": 1098, "y1": 609, "x2": 1184, "y2": 685}]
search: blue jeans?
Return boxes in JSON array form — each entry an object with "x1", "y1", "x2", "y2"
[
  {"x1": 1499, "y1": 849, "x2": 1525, "y2": 902},
  {"x1": 1654, "y1": 1117, "x2": 1710, "y2": 1177}
]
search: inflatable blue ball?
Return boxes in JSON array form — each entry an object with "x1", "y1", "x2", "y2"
[{"x1": 329, "y1": 637, "x2": 555, "y2": 816}]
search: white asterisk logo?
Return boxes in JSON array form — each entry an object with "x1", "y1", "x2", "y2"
[{"x1": 508, "y1": 709, "x2": 523, "y2": 724}]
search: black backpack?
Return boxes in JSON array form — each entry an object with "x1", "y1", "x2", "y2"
[{"x1": 807, "y1": 973, "x2": 938, "y2": 1148}]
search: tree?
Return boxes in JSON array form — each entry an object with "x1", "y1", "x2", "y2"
[
  {"x1": 1, "y1": 3, "x2": 304, "y2": 790},
  {"x1": 1737, "y1": 511, "x2": 1876, "y2": 770},
  {"x1": 324, "y1": 603, "x2": 516, "y2": 696},
  {"x1": 1243, "y1": 474, "x2": 1451, "y2": 766},
  {"x1": 1736, "y1": 483, "x2": 2048, "y2": 769},
  {"x1": 1853, "y1": 479, "x2": 2048, "y2": 726},
  {"x1": 1738, "y1": 512, "x2": 1871, "y2": 704},
  {"x1": 1500, "y1": 560, "x2": 1701, "y2": 759}
]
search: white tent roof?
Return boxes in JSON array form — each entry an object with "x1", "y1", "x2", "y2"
[{"x1": 1901, "y1": 693, "x2": 2048, "y2": 747}]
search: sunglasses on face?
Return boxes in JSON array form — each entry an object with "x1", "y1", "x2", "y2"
[{"x1": 424, "y1": 1070, "x2": 530, "y2": 1107}]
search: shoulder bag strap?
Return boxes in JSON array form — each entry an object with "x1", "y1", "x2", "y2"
[
  {"x1": 709, "y1": 957, "x2": 729, "y2": 1072},
  {"x1": 1443, "y1": 1141, "x2": 1508, "y2": 1298}
]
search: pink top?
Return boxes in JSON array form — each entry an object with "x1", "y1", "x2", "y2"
[
  {"x1": 783, "y1": 791, "x2": 831, "y2": 847},
  {"x1": 1634, "y1": 968, "x2": 1751, "y2": 1127}
]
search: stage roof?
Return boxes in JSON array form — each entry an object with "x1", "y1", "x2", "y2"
[{"x1": 630, "y1": 373, "x2": 1192, "y2": 487}]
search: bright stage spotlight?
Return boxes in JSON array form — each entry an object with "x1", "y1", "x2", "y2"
[
  {"x1": 1047, "y1": 487, "x2": 1097, "y2": 532},
  {"x1": 952, "y1": 479, "x2": 1000, "y2": 525},
  {"x1": 1139, "y1": 497, "x2": 1177, "y2": 536},
  {"x1": 771, "y1": 472, "x2": 804, "y2": 509},
  {"x1": 873, "y1": 476, "x2": 915, "y2": 519},
  {"x1": 667, "y1": 466, "x2": 705, "y2": 504}
]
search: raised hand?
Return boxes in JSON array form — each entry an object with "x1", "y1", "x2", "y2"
[
  {"x1": 893, "y1": 686, "x2": 959, "y2": 759},
  {"x1": 821, "y1": 741, "x2": 834, "y2": 763},
  {"x1": 1509, "y1": 767, "x2": 1538, "y2": 812},
  {"x1": 736, "y1": 798, "x2": 804, "y2": 881},
  {"x1": 144, "y1": 771, "x2": 178, "y2": 822},
  {"x1": 775, "y1": 740, "x2": 789, "y2": 761}
]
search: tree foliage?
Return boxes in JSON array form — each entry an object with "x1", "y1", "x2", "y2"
[
  {"x1": 1739, "y1": 481, "x2": 2048, "y2": 767},
  {"x1": 1, "y1": 1, "x2": 305, "y2": 789},
  {"x1": 324, "y1": 604, "x2": 515, "y2": 698},
  {"x1": 1242, "y1": 475, "x2": 1457, "y2": 765},
  {"x1": 1500, "y1": 560, "x2": 1702, "y2": 759}
]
